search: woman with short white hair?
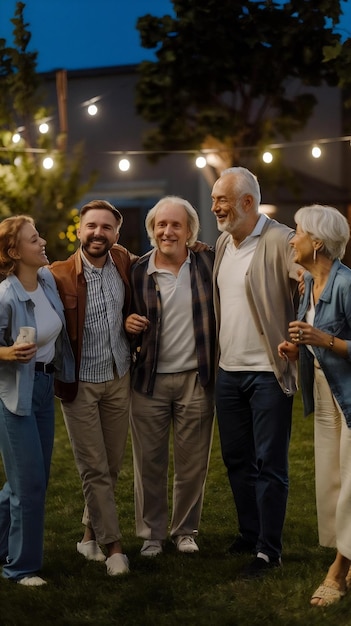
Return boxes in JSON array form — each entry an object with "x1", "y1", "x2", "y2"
[{"x1": 278, "y1": 203, "x2": 351, "y2": 607}]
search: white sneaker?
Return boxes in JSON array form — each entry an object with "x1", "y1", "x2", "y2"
[
  {"x1": 174, "y1": 535, "x2": 199, "y2": 553},
  {"x1": 105, "y1": 553, "x2": 130, "y2": 575},
  {"x1": 77, "y1": 540, "x2": 106, "y2": 562},
  {"x1": 140, "y1": 540, "x2": 163, "y2": 557},
  {"x1": 17, "y1": 576, "x2": 47, "y2": 586}
]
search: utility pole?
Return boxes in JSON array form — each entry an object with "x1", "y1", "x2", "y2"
[{"x1": 56, "y1": 69, "x2": 68, "y2": 152}]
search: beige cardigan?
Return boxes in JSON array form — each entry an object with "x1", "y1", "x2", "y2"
[{"x1": 213, "y1": 217, "x2": 301, "y2": 396}]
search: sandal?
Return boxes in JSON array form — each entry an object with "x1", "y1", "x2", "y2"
[{"x1": 310, "y1": 578, "x2": 346, "y2": 607}]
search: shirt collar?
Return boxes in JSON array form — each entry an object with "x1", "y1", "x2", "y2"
[
  {"x1": 147, "y1": 248, "x2": 191, "y2": 275},
  {"x1": 80, "y1": 248, "x2": 114, "y2": 273},
  {"x1": 250, "y1": 213, "x2": 268, "y2": 237},
  {"x1": 234, "y1": 213, "x2": 268, "y2": 248}
]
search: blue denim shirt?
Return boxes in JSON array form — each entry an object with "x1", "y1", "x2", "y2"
[
  {"x1": 298, "y1": 259, "x2": 351, "y2": 427},
  {"x1": 0, "y1": 267, "x2": 75, "y2": 415}
]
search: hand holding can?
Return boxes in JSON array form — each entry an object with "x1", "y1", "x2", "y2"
[{"x1": 16, "y1": 326, "x2": 36, "y2": 344}]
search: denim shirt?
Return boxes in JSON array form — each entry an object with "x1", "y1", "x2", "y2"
[
  {"x1": 0, "y1": 267, "x2": 75, "y2": 415},
  {"x1": 298, "y1": 259, "x2": 351, "y2": 427}
]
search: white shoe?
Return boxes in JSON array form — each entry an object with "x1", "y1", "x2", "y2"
[
  {"x1": 77, "y1": 540, "x2": 106, "y2": 562},
  {"x1": 105, "y1": 553, "x2": 130, "y2": 575},
  {"x1": 174, "y1": 535, "x2": 199, "y2": 553},
  {"x1": 140, "y1": 540, "x2": 163, "y2": 557},
  {"x1": 18, "y1": 576, "x2": 47, "y2": 586}
]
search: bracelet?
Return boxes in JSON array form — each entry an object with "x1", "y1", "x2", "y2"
[{"x1": 328, "y1": 335, "x2": 335, "y2": 350}]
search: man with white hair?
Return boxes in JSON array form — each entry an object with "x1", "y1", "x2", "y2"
[
  {"x1": 211, "y1": 167, "x2": 301, "y2": 578},
  {"x1": 125, "y1": 196, "x2": 215, "y2": 557}
]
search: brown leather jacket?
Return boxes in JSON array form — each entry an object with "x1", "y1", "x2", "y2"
[{"x1": 50, "y1": 245, "x2": 133, "y2": 402}]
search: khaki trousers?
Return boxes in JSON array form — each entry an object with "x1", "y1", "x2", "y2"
[
  {"x1": 61, "y1": 370, "x2": 130, "y2": 545},
  {"x1": 130, "y1": 370, "x2": 214, "y2": 540},
  {"x1": 314, "y1": 365, "x2": 351, "y2": 559}
]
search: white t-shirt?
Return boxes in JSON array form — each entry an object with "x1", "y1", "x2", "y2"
[
  {"x1": 306, "y1": 291, "x2": 316, "y2": 357},
  {"x1": 27, "y1": 283, "x2": 62, "y2": 363},
  {"x1": 217, "y1": 229, "x2": 272, "y2": 372},
  {"x1": 148, "y1": 250, "x2": 197, "y2": 374}
]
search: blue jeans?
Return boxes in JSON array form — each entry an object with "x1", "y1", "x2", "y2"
[
  {"x1": 215, "y1": 369, "x2": 293, "y2": 560},
  {"x1": 0, "y1": 372, "x2": 55, "y2": 581}
]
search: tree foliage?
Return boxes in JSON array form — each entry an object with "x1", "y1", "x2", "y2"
[
  {"x1": 0, "y1": 2, "x2": 96, "y2": 260},
  {"x1": 136, "y1": 0, "x2": 351, "y2": 177}
]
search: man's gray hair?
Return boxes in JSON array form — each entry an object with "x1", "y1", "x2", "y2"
[
  {"x1": 145, "y1": 196, "x2": 200, "y2": 248},
  {"x1": 221, "y1": 167, "x2": 261, "y2": 208}
]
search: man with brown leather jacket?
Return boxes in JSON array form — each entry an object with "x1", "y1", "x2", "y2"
[{"x1": 50, "y1": 199, "x2": 133, "y2": 577}]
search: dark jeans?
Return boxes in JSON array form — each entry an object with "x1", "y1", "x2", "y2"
[{"x1": 216, "y1": 368, "x2": 293, "y2": 560}]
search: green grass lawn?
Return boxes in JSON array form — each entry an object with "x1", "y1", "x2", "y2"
[{"x1": 1, "y1": 393, "x2": 350, "y2": 625}]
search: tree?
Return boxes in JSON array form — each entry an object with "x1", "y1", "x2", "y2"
[
  {"x1": 136, "y1": 0, "x2": 351, "y2": 183},
  {"x1": 0, "y1": 2, "x2": 96, "y2": 260}
]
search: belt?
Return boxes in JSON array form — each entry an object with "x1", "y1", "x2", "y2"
[{"x1": 35, "y1": 362, "x2": 55, "y2": 374}]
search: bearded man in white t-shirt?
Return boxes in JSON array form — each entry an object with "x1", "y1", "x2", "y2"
[{"x1": 211, "y1": 166, "x2": 301, "y2": 579}]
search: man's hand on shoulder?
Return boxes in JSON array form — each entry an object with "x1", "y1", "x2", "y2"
[{"x1": 189, "y1": 241, "x2": 213, "y2": 253}]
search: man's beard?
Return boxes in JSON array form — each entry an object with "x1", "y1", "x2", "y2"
[
  {"x1": 217, "y1": 201, "x2": 246, "y2": 234},
  {"x1": 81, "y1": 237, "x2": 111, "y2": 258}
]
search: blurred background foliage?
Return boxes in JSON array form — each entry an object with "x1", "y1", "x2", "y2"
[
  {"x1": 0, "y1": 2, "x2": 96, "y2": 261},
  {"x1": 136, "y1": 0, "x2": 351, "y2": 186}
]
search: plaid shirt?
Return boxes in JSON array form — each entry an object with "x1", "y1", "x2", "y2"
[
  {"x1": 130, "y1": 248, "x2": 215, "y2": 395},
  {"x1": 80, "y1": 251, "x2": 130, "y2": 382}
]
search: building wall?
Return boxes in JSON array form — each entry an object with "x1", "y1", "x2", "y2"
[{"x1": 41, "y1": 65, "x2": 351, "y2": 255}]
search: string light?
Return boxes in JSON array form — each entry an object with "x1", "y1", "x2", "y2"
[
  {"x1": 87, "y1": 104, "x2": 98, "y2": 116},
  {"x1": 12, "y1": 132, "x2": 21, "y2": 144},
  {"x1": 262, "y1": 151, "x2": 273, "y2": 164},
  {"x1": 311, "y1": 145, "x2": 322, "y2": 158},
  {"x1": 3, "y1": 98, "x2": 351, "y2": 174},
  {"x1": 118, "y1": 157, "x2": 130, "y2": 172},
  {"x1": 103, "y1": 133, "x2": 351, "y2": 172},
  {"x1": 38, "y1": 122, "x2": 49, "y2": 134},
  {"x1": 11, "y1": 125, "x2": 25, "y2": 144},
  {"x1": 82, "y1": 95, "x2": 102, "y2": 117},
  {"x1": 195, "y1": 155, "x2": 207, "y2": 168},
  {"x1": 42, "y1": 156, "x2": 54, "y2": 170}
]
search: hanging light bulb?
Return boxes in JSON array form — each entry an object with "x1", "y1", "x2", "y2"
[
  {"x1": 88, "y1": 104, "x2": 98, "y2": 116},
  {"x1": 118, "y1": 157, "x2": 130, "y2": 172},
  {"x1": 262, "y1": 151, "x2": 273, "y2": 163},
  {"x1": 82, "y1": 95, "x2": 102, "y2": 116},
  {"x1": 195, "y1": 155, "x2": 207, "y2": 169},
  {"x1": 39, "y1": 122, "x2": 49, "y2": 134},
  {"x1": 42, "y1": 156, "x2": 54, "y2": 170},
  {"x1": 12, "y1": 132, "x2": 21, "y2": 144},
  {"x1": 311, "y1": 145, "x2": 322, "y2": 159}
]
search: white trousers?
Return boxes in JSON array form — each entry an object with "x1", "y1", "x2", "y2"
[{"x1": 314, "y1": 365, "x2": 351, "y2": 559}]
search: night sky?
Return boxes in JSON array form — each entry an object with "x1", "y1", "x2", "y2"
[
  {"x1": 0, "y1": 0, "x2": 173, "y2": 72},
  {"x1": 0, "y1": 1, "x2": 350, "y2": 73}
]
